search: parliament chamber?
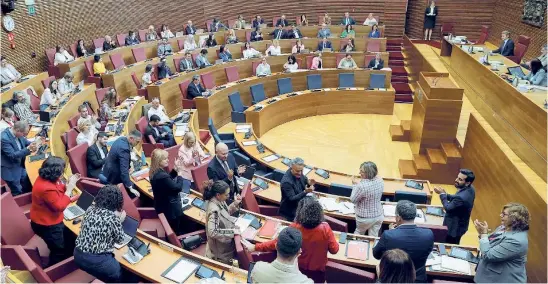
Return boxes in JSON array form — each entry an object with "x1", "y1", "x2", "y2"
[{"x1": 0, "y1": 0, "x2": 546, "y2": 283}]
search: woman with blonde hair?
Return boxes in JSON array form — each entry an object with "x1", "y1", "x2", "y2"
[
  {"x1": 184, "y1": 34, "x2": 198, "y2": 51},
  {"x1": 76, "y1": 120, "x2": 96, "y2": 146},
  {"x1": 175, "y1": 131, "x2": 207, "y2": 186},
  {"x1": 145, "y1": 25, "x2": 158, "y2": 41},
  {"x1": 226, "y1": 29, "x2": 238, "y2": 44},
  {"x1": 265, "y1": 40, "x2": 281, "y2": 56},
  {"x1": 99, "y1": 88, "x2": 117, "y2": 125},
  {"x1": 150, "y1": 148, "x2": 187, "y2": 234}
]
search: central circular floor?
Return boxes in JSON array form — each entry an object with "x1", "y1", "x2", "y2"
[{"x1": 259, "y1": 113, "x2": 413, "y2": 178}]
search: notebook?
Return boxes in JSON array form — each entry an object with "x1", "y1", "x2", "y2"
[
  {"x1": 131, "y1": 168, "x2": 150, "y2": 181},
  {"x1": 257, "y1": 220, "x2": 279, "y2": 239},
  {"x1": 161, "y1": 257, "x2": 200, "y2": 283},
  {"x1": 242, "y1": 226, "x2": 258, "y2": 241},
  {"x1": 345, "y1": 240, "x2": 369, "y2": 261}
]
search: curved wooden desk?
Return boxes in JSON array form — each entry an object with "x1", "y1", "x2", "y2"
[{"x1": 0, "y1": 72, "x2": 49, "y2": 104}]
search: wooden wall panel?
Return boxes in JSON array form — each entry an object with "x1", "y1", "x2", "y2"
[
  {"x1": 462, "y1": 114, "x2": 547, "y2": 284},
  {"x1": 0, "y1": 0, "x2": 407, "y2": 75}
]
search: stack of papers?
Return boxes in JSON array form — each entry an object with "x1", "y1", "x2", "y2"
[
  {"x1": 174, "y1": 123, "x2": 188, "y2": 137},
  {"x1": 318, "y1": 197, "x2": 355, "y2": 215},
  {"x1": 262, "y1": 154, "x2": 279, "y2": 162},
  {"x1": 242, "y1": 140, "x2": 257, "y2": 146},
  {"x1": 235, "y1": 125, "x2": 252, "y2": 133},
  {"x1": 383, "y1": 204, "x2": 397, "y2": 217},
  {"x1": 339, "y1": 202, "x2": 355, "y2": 215},
  {"x1": 439, "y1": 255, "x2": 472, "y2": 275},
  {"x1": 426, "y1": 252, "x2": 442, "y2": 266}
]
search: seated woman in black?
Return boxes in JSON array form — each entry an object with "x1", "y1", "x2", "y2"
[{"x1": 205, "y1": 34, "x2": 218, "y2": 47}]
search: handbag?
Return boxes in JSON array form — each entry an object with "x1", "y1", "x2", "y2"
[{"x1": 181, "y1": 235, "x2": 204, "y2": 250}]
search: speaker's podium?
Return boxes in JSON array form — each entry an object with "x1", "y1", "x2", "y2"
[{"x1": 391, "y1": 72, "x2": 464, "y2": 183}]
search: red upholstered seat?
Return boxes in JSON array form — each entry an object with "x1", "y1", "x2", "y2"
[
  {"x1": 306, "y1": 56, "x2": 314, "y2": 69},
  {"x1": 200, "y1": 72, "x2": 216, "y2": 89},
  {"x1": 364, "y1": 54, "x2": 376, "y2": 66},
  {"x1": 109, "y1": 53, "x2": 125, "y2": 70},
  {"x1": 367, "y1": 40, "x2": 381, "y2": 52},
  {"x1": 272, "y1": 17, "x2": 280, "y2": 27},
  {"x1": 191, "y1": 53, "x2": 199, "y2": 65},
  {"x1": 95, "y1": 88, "x2": 109, "y2": 106},
  {"x1": 45, "y1": 49, "x2": 60, "y2": 78},
  {"x1": 225, "y1": 66, "x2": 240, "y2": 82},
  {"x1": 440, "y1": 23, "x2": 454, "y2": 36},
  {"x1": 324, "y1": 215, "x2": 348, "y2": 232},
  {"x1": 205, "y1": 20, "x2": 213, "y2": 32},
  {"x1": 69, "y1": 43, "x2": 78, "y2": 58},
  {"x1": 67, "y1": 113, "x2": 80, "y2": 129},
  {"x1": 138, "y1": 29, "x2": 147, "y2": 42},
  {"x1": 252, "y1": 61, "x2": 260, "y2": 76},
  {"x1": 173, "y1": 56, "x2": 183, "y2": 73},
  {"x1": 28, "y1": 90, "x2": 40, "y2": 112},
  {"x1": 67, "y1": 143, "x2": 89, "y2": 177},
  {"x1": 131, "y1": 72, "x2": 148, "y2": 99},
  {"x1": 228, "y1": 19, "x2": 237, "y2": 28},
  {"x1": 119, "y1": 183, "x2": 165, "y2": 239},
  {"x1": 93, "y1": 38, "x2": 105, "y2": 50},
  {"x1": 165, "y1": 144, "x2": 182, "y2": 172},
  {"x1": 64, "y1": 128, "x2": 79, "y2": 150},
  {"x1": 135, "y1": 116, "x2": 164, "y2": 156},
  {"x1": 339, "y1": 39, "x2": 352, "y2": 51},
  {"x1": 199, "y1": 130, "x2": 211, "y2": 145},
  {"x1": 190, "y1": 161, "x2": 210, "y2": 194},
  {"x1": 518, "y1": 35, "x2": 531, "y2": 47},
  {"x1": 116, "y1": 33, "x2": 128, "y2": 47},
  {"x1": 42, "y1": 76, "x2": 56, "y2": 89},
  {"x1": 417, "y1": 223, "x2": 448, "y2": 243},
  {"x1": 83, "y1": 59, "x2": 102, "y2": 88},
  {"x1": 132, "y1": 47, "x2": 146, "y2": 62},
  {"x1": 241, "y1": 181, "x2": 280, "y2": 216},
  {"x1": 245, "y1": 31, "x2": 251, "y2": 42},
  {"x1": 507, "y1": 43, "x2": 527, "y2": 64},
  {"x1": 296, "y1": 58, "x2": 303, "y2": 69},
  {"x1": 235, "y1": 235, "x2": 253, "y2": 270},
  {"x1": 177, "y1": 39, "x2": 185, "y2": 50},
  {"x1": 160, "y1": 214, "x2": 208, "y2": 254},
  {"x1": 179, "y1": 80, "x2": 195, "y2": 109},
  {"x1": 325, "y1": 261, "x2": 376, "y2": 283},
  {"x1": 336, "y1": 54, "x2": 345, "y2": 67}
]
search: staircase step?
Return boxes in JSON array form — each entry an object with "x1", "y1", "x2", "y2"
[
  {"x1": 389, "y1": 52, "x2": 404, "y2": 60},
  {"x1": 413, "y1": 154, "x2": 432, "y2": 170},
  {"x1": 387, "y1": 39, "x2": 403, "y2": 45},
  {"x1": 395, "y1": 94, "x2": 413, "y2": 103},
  {"x1": 426, "y1": 148, "x2": 447, "y2": 165},
  {"x1": 387, "y1": 46, "x2": 401, "y2": 52},
  {"x1": 393, "y1": 83, "x2": 413, "y2": 94},
  {"x1": 391, "y1": 67, "x2": 408, "y2": 76},
  {"x1": 441, "y1": 142, "x2": 462, "y2": 163},
  {"x1": 389, "y1": 125, "x2": 407, "y2": 141},
  {"x1": 401, "y1": 120, "x2": 411, "y2": 131},
  {"x1": 391, "y1": 77, "x2": 409, "y2": 83},
  {"x1": 399, "y1": 159, "x2": 417, "y2": 177},
  {"x1": 389, "y1": 61, "x2": 405, "y2": 67}
]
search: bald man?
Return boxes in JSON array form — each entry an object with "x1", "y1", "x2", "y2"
[{"x1": 207, "y1": 143, "x2": 246, "y2": 200}]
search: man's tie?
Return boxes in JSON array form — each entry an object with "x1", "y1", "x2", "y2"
[
  {"x1": 277, "y1": 31, "x2": 281, "y2": 39},
  {"x1": 502, "y1": 40, "x2": 507, "y2": 51},
  {"x1": 323, "y1": 42, "x2": 326, "y2": 49},
  {"x1": 187, "y1": 59, "x2": 191, "y2": 68},
  {"x1": 346, "y1": 18, "x2": 349, "y2": 25}
]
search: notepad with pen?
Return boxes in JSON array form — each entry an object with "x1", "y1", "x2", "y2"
[{"x1": 345, "y1": 240, "x2": 370, "y2": 261}]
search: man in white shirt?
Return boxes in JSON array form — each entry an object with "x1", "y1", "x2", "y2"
[
  {"x1": 1, "y1": 56, "x2": 21, "y2": 86},
  {"x1": 256, "y1": 57, "x2": 271, "y2": 76},
  {"x1": 58, "y1": 72, "x2": 75, "y2": 95},
  {"x1": 77, "y1": 104, "x2": 101, "y2": 130},
  {"x1": 363, "y1": 13, "x2": 378, "y2": 26},
  {"x1": 147, "y1": 98, "x2": 173, "y2": 131}
]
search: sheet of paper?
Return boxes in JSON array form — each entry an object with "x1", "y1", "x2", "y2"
[
  {"x1": 318, "y1": 197, "x2": 339, "y2": 211},
  {"x1": 262, "y1": 154, "x2": 279, "y2": 162},
  {"x1": 383, "y1": 204, "x2": 396, "y2": 217},
  {"x1": 242, "y1": 140, "x2": 257, "y2": 146},
  {"x1": 440, "y1": 255, "x2": 472, "y2": 275},
  {"x1": 235, "y1": 217, "x2": 252, "y2": 233},
  {"x1": 338, "y1": 202, "x2": 355, "y2": 215},
  {"x1": 163, "y1": 258, "x2": 200, "y2": 283},
  {"x1": 303, "y1": 167, "x2": 312, "y2": 176},
  {"x1": 426, "y1": 253, "x2": 442, "y2": 266},
  {"x1": 235, "y1": 124, "x2": 251, "y2": 130}
]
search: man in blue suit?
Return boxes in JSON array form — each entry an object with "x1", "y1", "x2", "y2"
[
  {"x1": 102, "y1": 130, "x2": 142, "y2": 197},
  {"x1": 1, "y1": 121, "x2": 37, "y2": 195},
  {"x1": 187, "y1": 75, "x2": 207, "y2": 99},
  {"x1": 271, "y1": 25, "x2": 285, "y2": 40},
  {"x1": 493, "y1": 31, "x2": 515, "y2": 56},
  {"x1": 373, "y1": 200, "x2": 434, "y2": 283},
  {"x1": 317, "y1": 37, "x2": 332, "y2": 51},
  {"x1": 207, "y1": 142, "x2": 246, "y2": 200},
  {"x1": 275, "y1": 15, "x2": 289, "y2": 27},
  {"x1": 252, "y1": 16, "x2": 264, "y2": 28},
  {"x1": 434, "y1": 169, "x2": 476, "y2": 244}
]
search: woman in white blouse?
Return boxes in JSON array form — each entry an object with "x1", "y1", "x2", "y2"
[
  {"x1": 256, "y1": 57, "x2": 272, "y2": 76},
  {"x1": 53, "y1": 45, "x2": 74, "y2": 66},
  {"x1": 283, "y1": 55, "x2": 299, "y2": 71},
  {"x1": 145, "y1": 25, "x2": 158, "y2": 41},
  {"x1": 363, "y1": 13, "x2": 378, "y2": 26},
  {"x1": 39, "y1": 80, "x2": 60, "y2": 111},
  {"x1": 76, "y1": 120, "x2": 97, "y2": 146},
  {"x1": 184, "y1": 35, "x2": 198, "y2": 51},
  {"x1": 243, "y1": 42, "x2": 260, "y2": 59},
  {"x1": 0, "y1": 108, "x2": 15, "y2": 133},
  {"x1": 160, "y1": 24, "x2": 174, "y2": 39},
  {"x1": 265, "y1": 40, "x2": 282, "y2": 56},
  {"x1": 141, "y1": 64, "x2": 154, "y2": 88},
  {"x1": 292, "y1": 39, "x2": 306, "y2": 54}
]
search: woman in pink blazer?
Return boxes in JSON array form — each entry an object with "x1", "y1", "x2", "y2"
[
  {"x1": 310, "y1": 52, "x2": 323, "y2": 70},
  {"x1": 175, "y1": 131, "x2": 207, "y2": 184}
]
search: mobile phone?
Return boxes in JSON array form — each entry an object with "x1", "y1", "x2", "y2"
[
  {"x1": 438, "y1": 244, "x2": 447, "y2": 255},
  {"x1": 339, "y1": 232, "x2": 347, "y2": 244}
]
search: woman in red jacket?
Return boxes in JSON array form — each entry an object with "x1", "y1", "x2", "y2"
[
  {"x1": 243, "y1": 197, "x2": 339, "y2": 283},
  {"x1": 30, "y1": 156, "x2": 80, "y2": 266}
]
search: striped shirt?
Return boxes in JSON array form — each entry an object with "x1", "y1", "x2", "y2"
[{"x1": 350, "y1": 176, "x2": 384, "y2": 218}]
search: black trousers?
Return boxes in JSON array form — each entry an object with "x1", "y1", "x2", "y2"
[
  {"x1": 445, "y1": 234, "x2": 462, "y2": 245},
  {"x1": 167, "y1": 215, "x2": 184, "y2": 235},
  {"x1": 31, "y1": 221, "x2": 73, "y2": 266}
]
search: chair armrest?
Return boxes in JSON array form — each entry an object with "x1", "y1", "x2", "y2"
[
  {"x1": 178, "y1": 229, "x2": 207, "y2": 240},
  {"x1": 251, "y1": 251, "x2": 277, "y2": 263},
  {"x1": 258, "y1": 205, "x2": 280, "y2": 216},
  {"x1": 14, "y1": 192, "x2": 32, "y2": 207},
  {"x1": 44, "y1": 256, "x2": 78, "y2": 282},
  {"x1": 138, "y1": 207, "x2": 159, "y2": 219}
]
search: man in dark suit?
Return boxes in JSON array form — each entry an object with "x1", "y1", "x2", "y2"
[
  {"x1": 252, "y1": 16, "x2": 265, "y2": 28},
  {"x1": 434, "y1": 169, "x2": 476, "y2": 244},
  {"x1": 367, "y1": 53, "x2": 384, "y2": 70},
  {"x1": 271, "y1": 25, "x2": 285, "y2": 40},
  {"x1": 340, "y1": 12, "x2": 356, "y2": 25},
  {"x1": 0, "y1": 121, "x2": 36, "y2": 195},
  {"x1": 373, "y1": 200, "x2": 434, "y2": 283},
  {"x1": 276, "y1": 15, "x2": 289, "y2": 27},
  {"x1": 145, "y1": 115, "x2": 175, "y2": 147},
  {"x1": 207, "y1": 142, "x2": 246, "y2": 200},
  {"x1": 493, "y1": 31, "x2": 515, "y2": 56},
  {"x1": 185, "y1": 20, "x2": 196, "y2": 35},
  {"x1": 210, "y1": 18, "x2": 227, "y2": 32},
  {"x1": 285, "y1": 24, "x2": 303, "y2": 39},
  {"x1": 125, "y1": 31, "x2": 140, "y2": 46},
  {"x1": 179, "y1": 52, "x2": 195, "y2": 71},
  {"x1": 187, "y1": 75, "x2": 207, "y2": 99},
  {"x1": 279, "y1": 157, "x2": 316, "y2": 221},
  {"x1": 86, "y1": 131, "x2": 109, "y2": 179},
  {"x1": 317, "y1": 37, "x2": 333, "y2": 51},
  {"x1": 251, "y1": 27, "x2": 264, "y2": 42},
  {"x1": 102, "y1": 130, "x2": 142, "y2": 197},
  {"x1": 157, "y1": 57, "x2": 172, "y2": 80}
]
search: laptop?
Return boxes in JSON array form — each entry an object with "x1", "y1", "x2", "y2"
[
  {"x1": 507, "y1": 66, "x2": 526, "y2": 78},
  {"x1": 114, "y1": 216, "x2": 140, "y2": 249},
  {"x1": 94, "y1": 47, "x2": 103, "y2": 54},
  {"x1": 63, "y1": 191, "x2": 95, "y2": 220}
]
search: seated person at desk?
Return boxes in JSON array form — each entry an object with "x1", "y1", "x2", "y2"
[
  {"x1": 317, "y1": 23, "x2": 332, "y2": 38},
  {"x1": 517, "y1": 59, "x2": 547, "y2": 87},
  {"x1": 367, "y1": 52, "x2": 384, "y2": 70},
  {"x1": 286, "y1": 24, "x2": 303, "y2": 39},
  {"x1": 150, "y1": 148, "x2": 187, "y2": 234},
  {"x1": 207, "y1": 142, "x2": 246, "y2": 201},
  {"x1": 185, "y1": 20, "x2": 197, "y2": 35},
  {"x1": 76, "y1": 39, "x2": 88, "y2": 57},
  {"x1": 266, "y1": 40, "x2": 282, "y2": 56},
  {"x1": 125, "y1": 30, "x2": 140, "y2": 46},
  {"x1": 340, "y1": 12, "x2": 356, "y2": 25},
  {"x1": 218, "y1": 45, "x2": 233, "y2": 62},
  {"x1": 13, "y1": 91, "x2": 37, "y2": 124},
  {"x1": 160, "y1": 24, "x2": 175, "y2": 39},
  {"x1": 292, "y1": 39, "x2": 306, "y2": 54},
  {"x1": 148, "y1": 97, "x2": 172, "y2": 127},
  {"x1": 93, "y1": 54, "x2": 107, "y2": 76},
  {"x1": 102, "y1": 129, "x2": 142, "y2": 197},
  {"x1": 99, "y1": 88, "x2": 117, "y2": 126},
  {"x1": 252, "y1": 15, "x2": 265, "y2": 28},
  {"x1": 196, "y1": 49, "x2": 212, "y2": 69},
  {"x1": 523, "y1": 44, "x2": 547, "y2": 70},
  {"x1": 226, "y1": 29, "x2": 238, "y2": 44},
  {"x1": 175, "y1": 131, "x2": 207, "y2": 186},
  {"x1": 233, "y1": 15, "x2": 246, "y2": 30},
  {"x1": 157, "y1": 38, "x2": 173, "y2": 57},
  {"x1": 0, "y1": 56, "x2": 21, "y2": 85},
  {"x1": 341, "y1": 38, "x2": 355, "y2": 52},
  {"x1": 310, "y1": 52, "x2": 323, "y2": 70},
  {"x1": 322, "y1": 13, "x2": 332, "y2": 25},
  {"x1": 187, "y1": 75, "x2": 207, "y2": 99},
  {"x1": 276, "y1": 14, "x2": 289, "y2": 27},
  {"x1": 284, "y1": 55, "x2": 299, "y2": 71},
  {"x1": 251, "y1": 27, "x2": 264, "y2": 42},
  {"x1": 39, "y1": 80, "x2": 60, "y2": 111},
  {"x1": 299, "y1": 14, "x2": 309, "y2": 26},
  {"x1": 340, "y1": 25, "x2": 355, "y2": 38},
  {"x1": 279, "y1": 157, "x2": 315, "y2": 221},
  {"x1": 86, "y1": 131, "x2": 108, "y2": 178},
  {"x1": 369, "y1": 24, "x2": 381, "y2": 38},
  {"x1": 256, "y1": 57, "x2": 272, "y2": 75},
  {"x1": 316, "y1": 37, "x2": 332, "y2": 51},
  {"x1": 205, "y1": 33, "x2": 218, "y2": 47},
  {"x1": 145, "y1": 25, "x2": 158, "y2": 41},
  {"x1": 53, "y1": 45, "x2": 74, "y2": 66},
  {"x1": 363, "y1": 13, "x2": 378, "y2": 26},
  {"x1": 141, "y1": 64, "x2": 154, "y2": 88},
  {"x1": 184, "y1": 34, "x2": 198, "y2": 51},
  {"x1": 102, "y1": 35, "x2": 116, "y2": 51},
  {"x1": 58, "y1": 72, "x2": 75, "y2": 95},
  {"x1": 271, "y1": 25, "x2": 286, "y2": 40},
  {"x1": 373, "y1": 200, "x2": 434, "y2": 283},
  {"x1": 249, "y1": 228, "x2": 313, "y2": 283},
  {"x1": 338, "y1": 53, "x2": 358, "y2": 69},
  {"x1": 179, "y1": 52, "x2": 195, "y2": 71},
  {"x1": 0, "y1": 108, "x2": 15, "y2": 132},
  {"x1": 145, "y1": 115, "x2": 175, "y2": 147},
  {"x1": 210, "y1": 18, "x2": 227, "y2": 32},
  {"x1": 243, "y1": 42, "x2": 261, "y2": 58},
  {"x1": 78, "y1": 104, "x2": 102, "y2": 130},
  {"x1": 76, "y1": 120, "x2": 98, "y2": 146},
  {"x1": 1, "y1": 121, "x2": 36, "y2": 196},
  {"x1": 156, "y1": 57, "x2": 173, "y2": 80},
  {"x1": 492, "y1": 30, "x2": 514, "y2": 56}
]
